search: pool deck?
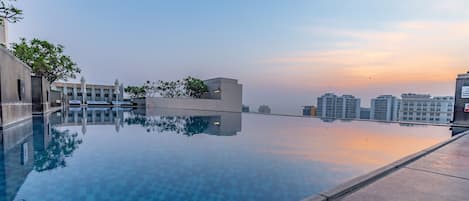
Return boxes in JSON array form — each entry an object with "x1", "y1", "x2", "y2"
[{"x1": 304, "y1": 132, "x2": 469, "y2": 201}]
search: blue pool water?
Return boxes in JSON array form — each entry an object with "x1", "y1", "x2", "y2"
[{"x1": 1, "y1": 108, "x2": 451, "y2": 201}]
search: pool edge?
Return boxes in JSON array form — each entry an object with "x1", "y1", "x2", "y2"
[{"x1": 301, "y1": 131, "x2": 469, "y2": 201}]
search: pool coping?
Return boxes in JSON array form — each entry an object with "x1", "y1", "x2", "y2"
[{"x1": 301, "y1": 131, "x2": 469, "y2": 201}]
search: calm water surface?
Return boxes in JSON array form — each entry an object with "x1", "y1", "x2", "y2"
[{"x1": 1, "y1": 108, "x2": 451, "y2": 201}]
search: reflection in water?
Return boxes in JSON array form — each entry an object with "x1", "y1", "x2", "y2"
[
  {"x1": 33, "y1": 115, "x2": 82, "y2": 172},
  {"x1": 127, "y1": 108, "x2": 242, "y2": 136},
  {"x1": 59, "y1": 108, "x2": 242, "y2": 136},
  {"x1": 0, "y1": 114, "x2": 82, "y2": 201},
  {"x1": 33, "y1": 128, "x2": 82, "y2": 172},
  {"x1": 0, "y1": 120, "x2": 33, "y2": 201},
  {"x1": 0, "y1": 109, "x2": 453, "y2": 201},
  {"x1": 125, "y1": 115, "x2": 210, "y2": 136}
]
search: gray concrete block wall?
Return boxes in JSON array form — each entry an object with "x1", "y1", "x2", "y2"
[
  {"x1": 0, "y1": 47, "x2": 32, "y2": 127},
  {"x1": 31, "y1": 75, "x2": 51, "y2": 114},
  {"x1": 144, "y1": 78, "x2": 243, "y2": 112}
]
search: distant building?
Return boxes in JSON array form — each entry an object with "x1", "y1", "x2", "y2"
[
  {"x1": 317, "y1": 93, "x2": 337, "y2": 118},
  {"x1": 302, "y1": 106, "x2": 317, "y2": 116},
  {"x1": 398, "y1": 93, "x2": 454, "y2": 124},
  {"x1": 360, "y1": 107, "x2": 371, "y2": 120},
  {"x1": 317, "y1": 93, "x2": 360, "y2": 119},
  {"x1": 242, "y1": 105, "x2": 250, "y2": 112},
  {"x1": 52, "y1": 79, "x2": 124, "y2": 105},
  {"x1": 370, "y1": 95, "x2": 399, "y2": 121},
  {"x1": 258, "y1": 105, "x2": 271, "y2": 114}
]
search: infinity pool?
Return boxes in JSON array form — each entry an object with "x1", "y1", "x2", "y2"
[{"x1": 1, "y1": 108, "x2": 451, "y2": 201}]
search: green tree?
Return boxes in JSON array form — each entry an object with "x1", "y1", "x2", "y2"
[
  {"x1": 124, "y1": 85, "x2": 147, "y2": 98},
  {"x1": 183, "y1": 76, "x2": 208, "y2": 98},
  {"x1": 11, "y1": 38, "x2": 81, "y2": 83},
  {"x1": 0, "y1": 0, "x2": 22, "y2": 24}
]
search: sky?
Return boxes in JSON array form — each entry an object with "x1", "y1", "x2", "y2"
[{"x1": 8, "y1": 0, "x2": 469, "y2": 115}]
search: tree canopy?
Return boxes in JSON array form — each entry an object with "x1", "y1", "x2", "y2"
[
  {"x1": 0, "y1": 0, "x2": 22, "y2": 24},
  {"x1": 11, "y1": 38, "x2": 81, "y2": 83}
]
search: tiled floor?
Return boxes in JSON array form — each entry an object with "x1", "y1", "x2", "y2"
[{"x1": 341, "y1": 134, "x2": 469, "y2": 201}]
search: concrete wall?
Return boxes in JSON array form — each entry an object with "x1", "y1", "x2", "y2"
[
  {"x1": 454, "y1": 72, "x2": 469, "y2": 124},
  {"x1": 0, "y1": 19, "x2": 7, "y2": 46},
  {"x1": 144, "y1": 78, "x2": 242, "y2": 112},
  {"x1": 0, "y1": 47, "x2": 32, "y2": 127},
  {"x1": 50, "y1": 90, "x2": 62, "y2": 107},
  {"x1": 31, "y1": 76, "x2": 51, "y2": 114}
]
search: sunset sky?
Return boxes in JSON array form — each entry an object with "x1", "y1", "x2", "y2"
[{"x1": 9, "y1": 0, "x2": 469, "y2": 114}]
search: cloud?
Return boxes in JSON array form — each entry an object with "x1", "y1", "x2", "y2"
[{"x1": 263, "y1": 20, "x2": 469, "y2": 90}]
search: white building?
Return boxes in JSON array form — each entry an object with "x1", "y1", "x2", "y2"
[
  {"x1": 52, "y1": 79, "x2": 124, "y2": 105},
  {"x1": 317, "y1": 93, "x2": 360, "y2": 119},
  {"x1": 370, "y1": 95, "x2": 399, "y2": 121},
  {"x1": 398, "y1": 93, "x2": 454, "y2": 124}
]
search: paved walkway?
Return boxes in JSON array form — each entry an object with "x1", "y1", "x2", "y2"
[{"x1": 338, "y1": 133, "x2": 469, "y2": 201}]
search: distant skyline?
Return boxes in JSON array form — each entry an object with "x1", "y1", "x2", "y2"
[{"x1": 9, "y1": 0, "x2": 469, "y2": 114}]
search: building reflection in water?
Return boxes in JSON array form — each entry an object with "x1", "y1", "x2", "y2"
[
  {"x1": 125, "y1": 108, "x2": 242, "y2": 136},
  {"x1": 57, "y1": 107, "x2": 242, "y2": 136},
  {"x1": 0, "y1": 114, "x2": 82, "y2": 201},
  {"x1": 60, "y1": 107, "x2": 126, "y2": 134},
  {"x1": 0, "y1": 120, "x2": 34, "y2": 201},
  {"x1": 0, "y1": 108, "x2": 241, "y2": 200}
]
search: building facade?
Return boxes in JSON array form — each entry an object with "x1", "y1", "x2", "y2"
[
  {"x1": 454, "y1": 72, "x2": 469, "y2": 125},
  {"x1": 317, "y1": 93, "x2": 360, "y2": 119},
  {"x1": 52, "y1": 80, "x2": 124, "y2": 105},
  {"x1": 0, "y1": 46, "x2": 32, "y2": 127},
  {"x1": 370, "y1": 95, "x2": 399, "y2": 121},
  {"x1": 302, "y1": 106, "x2": 317, "y2": 116},
  {"x1": 360, "y1": 107, "x2": 371, "y2": 120},
  {"x1": 398, "y1": 93, "x2": 454, "y2": 124}
]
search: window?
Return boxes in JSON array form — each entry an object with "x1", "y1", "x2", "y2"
[{"x1": 17, "y1": 79, "x2": 23, "y2": 101}]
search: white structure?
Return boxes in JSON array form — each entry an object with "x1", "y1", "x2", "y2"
[
  {"x1": 370, "y1": 95, "x2": 399, "y2": 121},
  {"x1": 317, "y1": 93, "x2": 337, "y2": 118},
  {"x1": 317, "y1": 93, "x2": 360, "y2": 119},
  {"x1": 144, "y1": 78, "x2": 242, "y2": 112},
  {"x1": 0, "y1": 19, "x2": 7, "y2": 47},
  {"x1": 52, "y1": 79, "x2": 125, "y2": 105},
  {"x1": 398, "y1": 93, "x2": 454, "y2": 124}
]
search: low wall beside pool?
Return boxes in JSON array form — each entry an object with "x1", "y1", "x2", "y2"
[{"x1": 140, "y1": 78, "x2": 242, "y2": 113}]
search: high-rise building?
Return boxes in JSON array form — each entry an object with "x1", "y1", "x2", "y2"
[
  {"x1": 398, "y1": 93, "x2": 454, "y2": 124},
  {"x1": 317, "y1": 93, "x2": 360, "y2": 119},
  {"x1": 317, "y1": 93, "x2": 337, "y2": 118},
  {"x1": 258, "y1": 105, "x2": 271, "y2": 114},
  {"x1": 370, "y1": 95, "x2": 399, "y2": 121}
]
